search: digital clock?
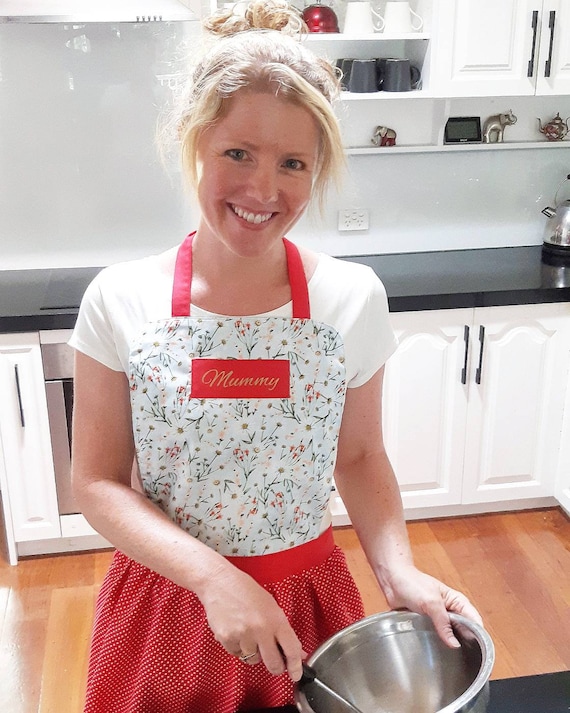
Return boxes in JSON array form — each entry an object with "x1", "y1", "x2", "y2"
[{"x1": 444, "y1": 117, "x2": 482, "y2": 144}]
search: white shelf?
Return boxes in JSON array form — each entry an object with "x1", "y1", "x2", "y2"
[
  {"x1": 346, "y1": 141, "x2": 570, "y2": 155},
  {"x1": 339, "y1": 89, "x2": 431, "y2": 100},
  {"x1": 304, "y1": 32, "x2": 430, "y2": 42}
]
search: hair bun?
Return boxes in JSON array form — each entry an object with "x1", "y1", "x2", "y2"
[{"x1": 204, "y1": 0, "x2": 306, "y2": 37}]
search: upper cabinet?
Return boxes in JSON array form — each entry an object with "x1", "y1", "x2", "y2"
[{"x1": 432, "y1": 0, "x2": 570, "y2": 96}]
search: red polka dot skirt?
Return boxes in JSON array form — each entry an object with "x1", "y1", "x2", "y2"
[{"x1": 84, "y1": 529, "x2": 365, "y2": 713}]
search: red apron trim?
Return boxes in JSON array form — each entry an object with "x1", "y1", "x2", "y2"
[
  {"x1": 225, "y1": 526, "x2": 335, "y2": 585},
  {"x1": 190, "y1": 358, "x2": 290, "y2": 398},
  {"x1": 171, "y1": 233, "x2": 310, "y2": 319},
  {"x1": 171, "y1": 231, "x2": 195, "y2": 318},
  {"x1": 283, "y1": 237, "x2": 310, "y2": 319}
]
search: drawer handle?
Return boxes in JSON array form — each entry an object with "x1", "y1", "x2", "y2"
[
  {"x1": 14, "y1": 364, "x2": 26, "y2": 428},
  {"x1": 527, "y1": 10, "x2": 539, "y2": 77},
  {"x1": 544, "y1": 10, "x2": 556, "y2": 78},
  {"x1": 475, "y1": 325, "x2": 485, "y2": 385},
  {"x1": 461, "y1": 325, "x2": 470, "y2": 385}
]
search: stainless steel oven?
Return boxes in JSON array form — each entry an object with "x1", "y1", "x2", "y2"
[{"x1": 40, "y1": 331, "x2": 79, "y2": 516}]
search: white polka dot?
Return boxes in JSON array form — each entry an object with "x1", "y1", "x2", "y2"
[{"x1": 83, "y1": 546, "x2": 364, "y2": 712}]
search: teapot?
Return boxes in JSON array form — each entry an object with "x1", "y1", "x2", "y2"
[
  {"x1": 537, "y1": 112, "x2": 570, "y2": 141},
  {"x1": 542, "y1": 174, "x2": 570, "y2": 248},
  {"x1": 302, "y1": 0, "x2": 339, "y2": 32}
]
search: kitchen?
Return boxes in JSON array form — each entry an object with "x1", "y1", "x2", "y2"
[{"x1": 1, "y1": 0, "x2": 570, "y2": 711}]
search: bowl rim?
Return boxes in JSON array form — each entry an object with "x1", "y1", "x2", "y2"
[{"x1": 295, "y1": 610, "x2": 495, "y2": 713}]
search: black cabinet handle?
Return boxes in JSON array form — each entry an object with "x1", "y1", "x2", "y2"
[
  {"x1": 14, "y1": 364, "x2": 26, "y2": 428},
  {"x1": 475, "y1": 325, "x2": 485, "y2": 385},
  {"x1": 545, "y1": 10, "x2": 556, "y2": 77},
  {"x1": 527, "y1": 10, "x2": 539, "y2": 77},
  {"x1": 461, "y1": 325, "x2": 470, "y2": 385}
]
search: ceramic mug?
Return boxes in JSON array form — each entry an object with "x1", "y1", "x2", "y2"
[
  {"x1": 336, "y1": 58, "x2": 355, "y2": 90},
  {"x1": 378, "y1": 57, "x2": 421, "y2": 91},
  {"x1": 382, "y1": 1, "x2": 423, "y2": 34},
  {"x1": 348, "y1": 59, "x2": 379, "y2": 92},
  {"x1": 221, "y1": 1, "x2": 248, "y2": 16},
  {"x1": 343, "y1": 1, "x2": 384, "y2": 35}
]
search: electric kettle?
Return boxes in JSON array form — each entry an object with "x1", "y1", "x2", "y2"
[
  {"x1": 542, "y1": 174, "x2": 570, "y2": 249},
  {"x1": 302, "y1": 0, "x2": 339, "y2": 32}
]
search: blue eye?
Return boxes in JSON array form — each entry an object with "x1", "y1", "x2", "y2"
[
  {"x1": 226, "y1": 149, "x2": 246, "y2": 161},
  {"x1": 284, "y1": 158, "x2": 304, "y2": 170}
]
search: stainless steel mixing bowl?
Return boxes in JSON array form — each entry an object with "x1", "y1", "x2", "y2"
[{"x1": 294, "y1": 611, "x2": 495, "y2": 713}]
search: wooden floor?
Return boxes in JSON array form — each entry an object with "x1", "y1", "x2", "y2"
[{"x1": 1, "y1": 508, "x2": 569, "y2": 713}]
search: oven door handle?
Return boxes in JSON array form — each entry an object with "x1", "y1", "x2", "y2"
[{"x1": 45, "y1": 380, "x2": 76, "y2": 514}]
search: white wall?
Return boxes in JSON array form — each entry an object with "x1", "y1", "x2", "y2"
[{"x1": 1, "y1": 20, "x2": 569, "y2": 270}]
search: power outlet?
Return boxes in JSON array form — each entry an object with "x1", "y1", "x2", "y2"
[{"x1": 338, "y1": 208, "x2": 369, "y2": 232}]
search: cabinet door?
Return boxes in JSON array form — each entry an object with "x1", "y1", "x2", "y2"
[
  {"x1": 554, "y1": 351, "x2": 570, "y2": 517},
  {"x1": 0, "y1": 334, "x2": 61, "y2": 544},
  {"x1": 462, "y1": 303, "x2": 570, "y2": 504},
  {"x1": 433, "y1": 0, "x2": 538, "y2": 97},
  {"x1": 383, "y1": 309, "x2": 472, "y2": 509},
  {"x1": 535, "y1": 0, "x2": 570, "y2": 95}
]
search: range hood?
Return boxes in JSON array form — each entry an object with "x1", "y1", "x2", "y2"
[{"x1": 0, "y1": 0, "x2": 199, "y2": 23}]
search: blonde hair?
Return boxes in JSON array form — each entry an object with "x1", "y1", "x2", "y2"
[{"x1": 168, "y1": 0, "x2": 344, "y2": 212}]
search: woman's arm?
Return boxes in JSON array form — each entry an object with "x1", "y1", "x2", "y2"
[
  {"x1": 71, "y1": 351, "x2": 303, "y2": 678},
  {"x1": 334, "y1": 366, "x2": 482, "y2": 647}
]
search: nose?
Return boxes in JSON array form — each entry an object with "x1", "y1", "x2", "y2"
[{"x1": 245, "y1": 162, "x2": 279, "y2": 205}]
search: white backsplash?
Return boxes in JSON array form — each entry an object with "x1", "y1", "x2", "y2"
[{"x1": 1, "y1": 20, "x2": 569, "y2": 270}]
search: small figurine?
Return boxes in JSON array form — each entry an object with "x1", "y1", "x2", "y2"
[
  {"x1": 537, "y1": 113, "x2": 570, "y2": 141},
  {"x1": 372, "y1": 125, "x2": 397, "y2": 147},
  {"x1": 483, "y1": 110, "x2": 517, "y2": 143}
]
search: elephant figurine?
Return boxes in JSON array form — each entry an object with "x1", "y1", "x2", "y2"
[
  {"x1": 372, "y1": 125, "x2": 397, "y2": 147},
  {"x1": 483, "y1": 110, "x2": 517, "y2": 143}
]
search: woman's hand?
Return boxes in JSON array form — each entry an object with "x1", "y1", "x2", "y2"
[
  {"x1": 381, "y1": 564, "x2": 483, "y2": 648},
  {"x1": 198, "y1": 562, "x2": 304, "y2": 681}
]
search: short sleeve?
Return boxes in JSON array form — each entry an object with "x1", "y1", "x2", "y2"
[
  {"x1": 346, "y1": 269, "x2": 398, "y2": 388},
  {"x1": 308, "y1": 255, "x2": 398, "y2": 388},
  {"x1": 68, "y1": 268, "x2": 126, "y2": 373}
]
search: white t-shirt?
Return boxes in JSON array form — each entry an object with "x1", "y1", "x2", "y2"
[{"x1": 70, "y1": 250, "x2": 398, "y2": 387}]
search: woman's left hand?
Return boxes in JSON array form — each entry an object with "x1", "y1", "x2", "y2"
[{"x1": 381, "y1": 564, "x2": 483, "y2": 648}]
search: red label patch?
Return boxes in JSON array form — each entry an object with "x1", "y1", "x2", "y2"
[{"x1": 190, "y1": 359, "x2": 290, "y2": 399}]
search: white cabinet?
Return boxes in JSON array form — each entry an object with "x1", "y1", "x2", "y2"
[
  {"x1": 0, "y1": 333, "x2": 61, "y2": 563},
  {"x1": 381, "y1": 303, "x2": 570, "y2": 517},
  {"x1": 462, "y1": 303, "x2": 570, "y2": 503},
  {"x1": 433, "y1": 0, "x2": 570, "y2": 97},
  {"x1": 555, "y1": 382, "x2": 570, "y2": 517},
  {"x1": 382, "y1": 309, "x2": 470, "y2": 509}
]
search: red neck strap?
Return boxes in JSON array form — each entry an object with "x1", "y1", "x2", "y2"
[{"x1": 171, "y1": 233, "x2": 310, "y2": 319}]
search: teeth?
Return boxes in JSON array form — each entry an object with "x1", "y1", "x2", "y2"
[{"x1": 232, "y1": 205, "x2": 273, "y2": 224}]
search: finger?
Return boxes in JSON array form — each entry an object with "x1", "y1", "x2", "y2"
[
  {"x1": 425, "y1": 601, "x2": 461, "y2": 649},
  {"x1": 239, "y1": 649, "x2": 261, "y2": 665},
  {"x1": 275, "y1": 637, "x2": 304, "y2": 681},
  {"x1": 444, "y1": 589, "x2": 484, "y2": 626},
  {"x1": 257, "y1": 639, "x2": 288, "y2": 676},
  {"x1": 237, "y1": 641, "x2": 261, "y2": 665}
]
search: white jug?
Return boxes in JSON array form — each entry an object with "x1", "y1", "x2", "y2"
[
  {"x1": 382, "y1": 1, "x2": 423, "y2": 34},
  {"x1": 343, "y1": 1, "x2": 384, "y2": 35}
]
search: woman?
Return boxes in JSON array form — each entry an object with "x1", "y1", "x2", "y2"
[{"x1": 70, "y1": 2, "x2": 481, "y2": 711}]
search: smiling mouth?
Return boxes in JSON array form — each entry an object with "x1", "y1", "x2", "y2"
[{"x1": 231, "y1": 204, "x2": 274, "y2": 225}]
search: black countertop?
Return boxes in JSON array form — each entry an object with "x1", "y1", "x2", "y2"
[
  {"x1": 1, "y1": 246, "x2": 569, "y2": 333},
  {"x1": 243, "y1": 670, "x2": 570, "y2": 713},
  {"x1": 343, "y1": 245, "x2": 570, "y2": 312}
]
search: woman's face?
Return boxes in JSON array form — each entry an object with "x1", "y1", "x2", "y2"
[{"x1": 194, "y1": 89, "x2": 320, "y2": 259}]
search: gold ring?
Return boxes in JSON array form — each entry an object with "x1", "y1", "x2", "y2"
[{"x1": 238, "y1": 650, "x2": 258, "y2": 662}]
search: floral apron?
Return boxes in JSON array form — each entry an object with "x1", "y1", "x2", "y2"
[{"x1": 84, "y1": 234, "x2": 365, "y2": 713}]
